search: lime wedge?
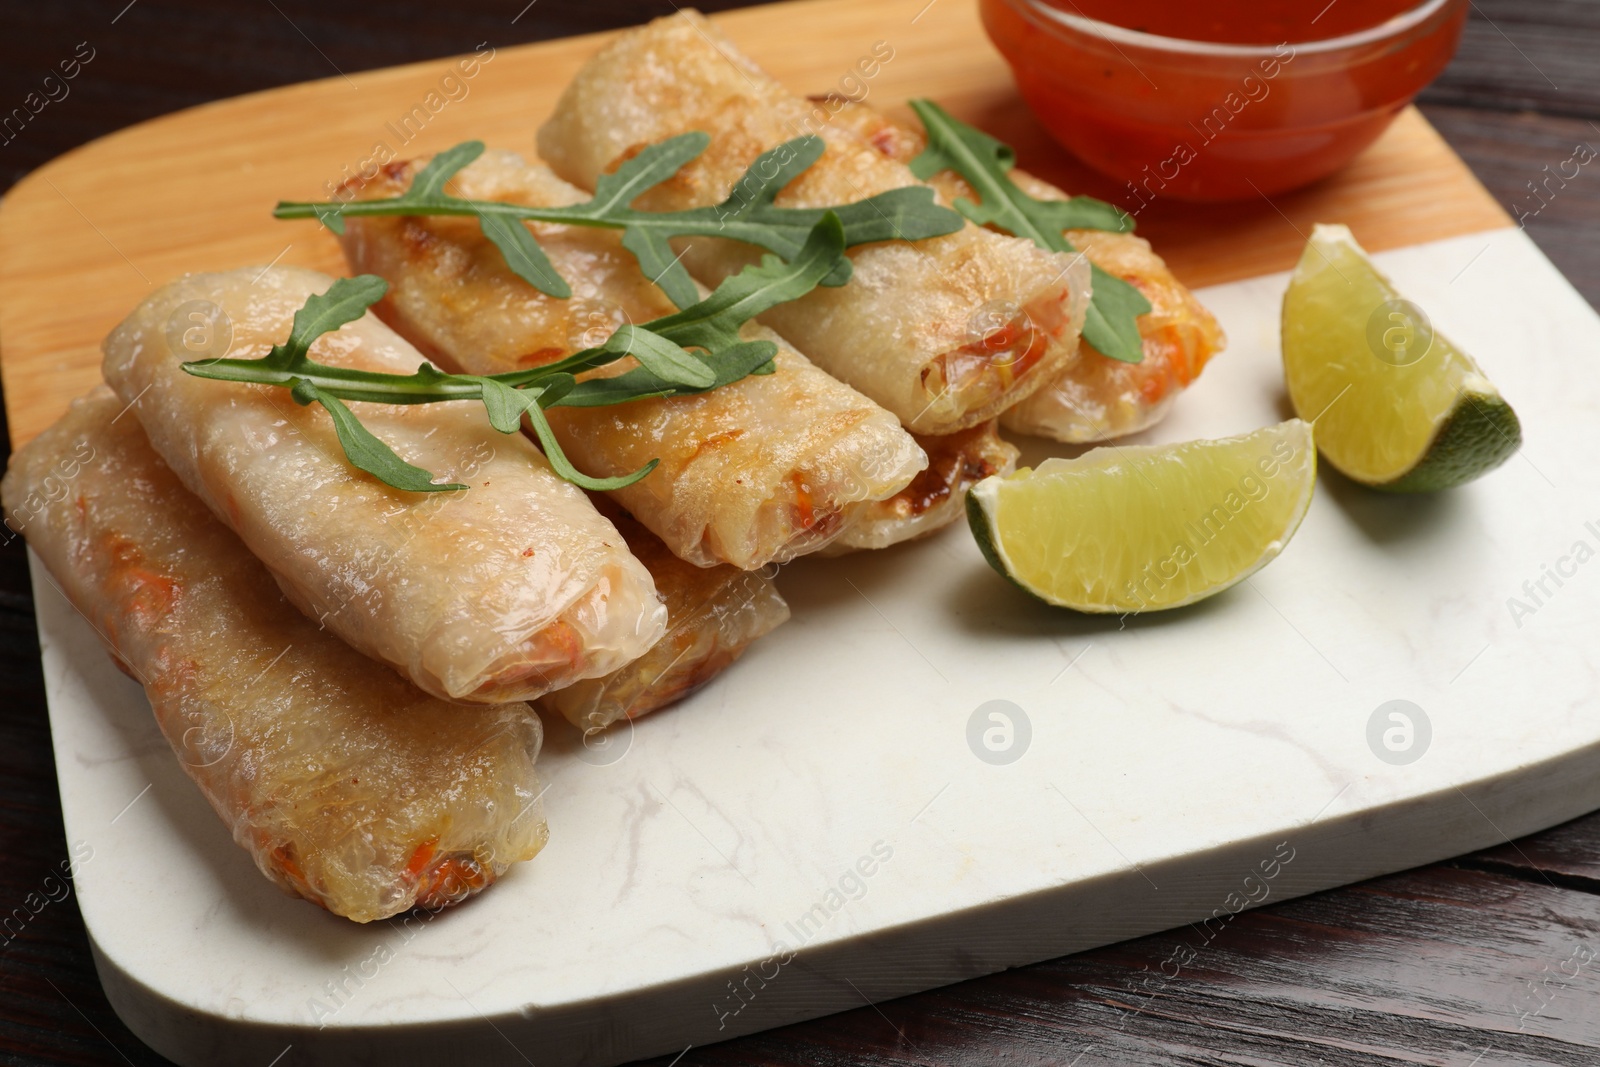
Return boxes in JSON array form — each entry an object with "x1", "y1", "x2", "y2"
[
  {"x1": 1282, "y1": 224, "x2": 1521, "y2": 491},
  {"x1": 967, "y1": 420, "x2": 1316, "y2": 613}
]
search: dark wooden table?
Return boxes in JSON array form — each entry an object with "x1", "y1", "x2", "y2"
[{"x1": 3, "y1": 2, "x2": 1598, "y2": 1064}]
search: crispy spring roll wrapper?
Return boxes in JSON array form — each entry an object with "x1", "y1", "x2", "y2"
[
  {"x1": 824, "y1": 102, "x2": 1227, "y2": 443},
  {"x1": 339, "y1": 150, "x2": 926, "y2": 570},
  {"x1": 824, "y1": 421, "x2": 1020, "y2": 553},
  {"x1": 1000, "y1": 224, "x2": 1226, "y2": 441},
  {"x1": 2, "y1": 388, "x2": 549, "y2": 923},
  {"x1": 539, "y1": 505, "x2": 789, "y2": 732},
  {"x1": 536, "y1": 10, "x2": 1091, "y2": 436},
  {"x1": 101, "y1": 266, "x2": 666, "y2": 704}
]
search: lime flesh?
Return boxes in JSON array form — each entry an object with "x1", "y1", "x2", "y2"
[
  {"x1": 1282, "y1": 224, "x2": 1521, "y2": 491},
  {"x1": 967, "y1": 420, "x2": 1316, "y2": 613}
]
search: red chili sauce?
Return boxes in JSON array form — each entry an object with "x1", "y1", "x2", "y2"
[{"x1": 981, "y1": 0, "x2": 1467, "y2": 200}]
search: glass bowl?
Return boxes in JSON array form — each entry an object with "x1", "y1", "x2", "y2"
[{"x1": 980, "y1": 0, "x2": 1468, "y2": 201}]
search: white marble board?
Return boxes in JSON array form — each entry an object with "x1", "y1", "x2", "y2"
[{"x1": 35, "y1": 226, "x2": 1600, "y2": 1066}]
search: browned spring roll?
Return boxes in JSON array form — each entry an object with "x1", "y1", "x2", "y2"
[
  {"x1": 825, "y1": 422, "x2": 1020, "y2": 553},
  {"x1": 540, "y1": 505, "x2": 790, "y2": 732},
  {"x1": 825, "y1": 100, "x2": 1227, "y2": 443},
  {"x1": 3, "y1": 388, "x2": 549, "y2": 923},
  {"x1": 339, "y1": 149, "x2": 926, "y2": 570},
  {"x1": 536, "y1": 9, "x2": 1090, "y2": 436},
  {"x1": 101, "y1": 265, "x2": 665, "y2": 704}
]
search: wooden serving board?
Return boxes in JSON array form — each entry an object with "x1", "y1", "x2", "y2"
[
  {"x1": 0, "y1": 0, "x2": 1508, "y2": 448},
  {"x1": 16, "y1": 5, "x2": 1600, "y2": 1067}
]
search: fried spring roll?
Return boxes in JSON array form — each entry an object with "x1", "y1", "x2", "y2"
[
  {"x1": 102, "y1": 266, "x2": 666, "y2": 704},
  {"x1": 1000, "y1": 223, "x2": 1226, "y2": 442},
  {"x1": 824, "y1": 421, "x2": 1020, "y2": 553},
  {"x1": 2, "y1": 388, "x2": 549, "y2": 922},
  {"x1": 824, "y1": 102, "x2": 1228, "y2": 443},
  {"x1": 536, "y1": 10, "x2": 1091, "y2": 436},
  {"x1": 539, "y1": 506, "x2": 789, "y2": 732},
  {"x1": 339, "y1": 150, "x2": 926, "y2": 570}
]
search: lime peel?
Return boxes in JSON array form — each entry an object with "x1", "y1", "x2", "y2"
[{"x1": 1282, "y1": 223, "x2": 1521, "y2": 492}]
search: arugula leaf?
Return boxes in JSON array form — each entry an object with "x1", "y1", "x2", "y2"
[
  {"x1": 398, "y1": 141, "x2": 484, "y2": 203},
  {"x1": 260, "y1": 274, "x2": 388, "y2": 370},
  {"x1": 556, "y1": 341, "x2": 778, "y2": 408},
  {"x1": 1085, "y1": 264, "x2": 1152, "y2": 368},
  {"x1": 181, "y1": 218, "x2": 847, "y2": 493},
  {"x1": 478, "y1": 213, "x2": 569, "y2": 299},
  {"x1": 550, "y1": 370, "x2": 681, "y2": 409},
  {"x1": 906, "y1": 99, "x2": 1151, "y2": 364},
  {"x1": 275, "y1": 135, "x2": 963, "y2": 308},
  {"x1": 701, "y1": 339, "x2": 783, "y2": 388},
  {"x1": 288, "y1": 379, "x2": 463, "y2": 493},
  {"x1": 522, "y1": 402, "x2": 659, "y2": 492},
  {"x1": 530, "y1": 372, "x2": 576, "y2": 408},
  {"x1": 478, "y1": 376, "x2": 538, "y2": 434},
  {"x1": 620, "y1": 227, "x2": 696, "y2": 309},
  {"x1": 587, "y1": 133, "x2": 711, "y2": 216},
  {"x1": 605, "y1": 324, "x2": 716, "y2": 389},
  {"x1": 583, "y1": 133, "x2": 713, "y2": 307},
  {"x1": 542, "y1": 212, "x2": 846, "y2": 402},
  {"x1": 647, "y1": 212, "x2": 847, "y2": 354},
  {"x1": 905, "y1": 100, "x2": 1136, "y2": 244},
  {"x1": 313, "y1": 202, "x2": 347, "y2": 235},
  {"x1": 544, "y1": 221, "x2": 846, "y2": 409}
]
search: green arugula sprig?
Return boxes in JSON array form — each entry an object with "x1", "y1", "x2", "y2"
[
  {"x1": 182, "y1": 215, "x2": 849, "y2": 494},
  {"x1": 907, "y1": 100, "x2": 1152, "y2": 364},
  {"x1": 275, "y1": 135, "x2": 963, "y2": 310}
]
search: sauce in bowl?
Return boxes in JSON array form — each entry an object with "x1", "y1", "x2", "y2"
[
  {"x1": 1067, "y1": 0, "x2": 1424, "y2": 44},
  {"x1": 981, "y1": 0, "x2": 1468, "y2": 201}
]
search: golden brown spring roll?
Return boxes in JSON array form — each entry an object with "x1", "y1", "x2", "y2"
[
  {"x1": 539, "y1": 505, "x2": 789, "y2": 732},
  {"x1": 101, "y1": 265, "x2": 666, "y2": 704},
  {"x1": 536, "y1": 10, "x2": 1091, "y2": 436},
  {"x1": 1001, "y1": 224, "x2": 1226, "y2": 442},
  {"x1": 339, "y1": 150, "x2": 926, "y2": 570},
  {"x1": 3, "y1": 388, "x2": 549, "y2": 923},
  {"x1": 826, "y1": 102, "x2": 1227, "y2": 443},
  {"x1": 824, "y1": 421, "x2": 1020, "y2": 552}
]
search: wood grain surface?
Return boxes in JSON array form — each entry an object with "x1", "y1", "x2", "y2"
[{"x1": 0, "y1": 2, "x2": 1596, "y2": 1066}]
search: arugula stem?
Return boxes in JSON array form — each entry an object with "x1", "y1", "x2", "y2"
[
  {"x1": 275, "y1": 198, "x2": 714, "y2": 230},
  {"x1": 185, "y1": 361, "x2": 489, "y2": 404},
  {"x1": 182, "y1": 215, "x2": 850, "y2": 494},
  {"x1": 907, "y1": 100, "x2": 1151, "y2": 364},
  {"x1": 275, "y1": 135, "x2": 962, "y2": 309}
]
